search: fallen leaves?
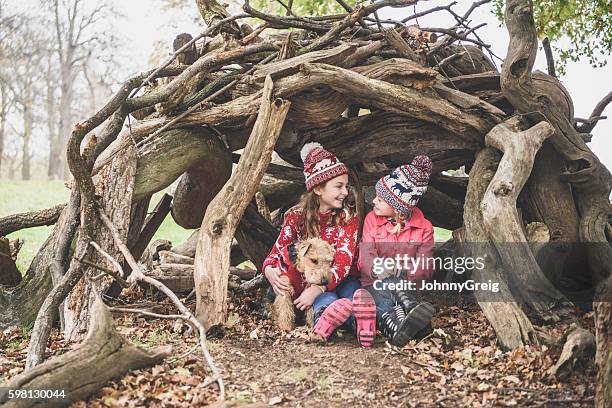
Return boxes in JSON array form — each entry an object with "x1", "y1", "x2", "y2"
[{"x1": 0, "y1": 289, "x2": 597, "y2": 407}]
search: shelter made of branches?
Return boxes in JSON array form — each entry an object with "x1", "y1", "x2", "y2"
[{"x1": 1, "y1": 0, "x2": 611, "y2": 406}]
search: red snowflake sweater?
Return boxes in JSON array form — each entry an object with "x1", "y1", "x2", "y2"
[{"x1": 262, "y1": 208, "x2": 360, "y2": 298}]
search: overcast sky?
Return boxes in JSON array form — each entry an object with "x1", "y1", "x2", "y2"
[{"x1": 114, "y1": 0, "x2": 611, "y2": 173}]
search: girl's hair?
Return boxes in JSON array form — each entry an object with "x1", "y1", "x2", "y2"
[
  {"x1": 389, "y1": 210, "x2": 411, "y2": 235},
  {"x1": 288, "y1": 182, "x2": 355, "y2": 239}
]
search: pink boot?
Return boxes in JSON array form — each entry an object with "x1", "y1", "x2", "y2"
[
  {"x1": 312, "y1": 298, "x2": 353, "y2": 340},
  {"x1": 353, "y1": 289, "x2": 376, "y2": 347}
]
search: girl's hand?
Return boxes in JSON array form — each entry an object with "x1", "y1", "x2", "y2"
[
  {"x1": 294, "y1": 285, "x2": 323, "y2": 311},
  {"x1": 264, "y1": 266, "x2": 292, "y2": 295}
]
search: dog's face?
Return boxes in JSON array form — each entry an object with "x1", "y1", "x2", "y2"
[{"x1": 295, "y1": 238, "x2": 334, "y2": 286}]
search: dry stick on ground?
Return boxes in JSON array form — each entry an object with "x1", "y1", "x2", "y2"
[
  {"x1": 0, "y1": 296, "x2": 170, "y2": 408},
  {"x1": 481, "y1": 117, "x2": 570, "y2": 321},
  {"x1": 0, "y1": 204, "x2": 66, "y2": 236},
  {"x1": 194, "y1": 75, "x2": 291, "y2": 329},
  {"x1": 95, "y1": 206, "x2": 226, "y2": 400}
]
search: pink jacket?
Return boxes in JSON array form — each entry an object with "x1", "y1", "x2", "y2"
[{"x1": 358, "y1": 208, "x2": 435, "y2": 287}]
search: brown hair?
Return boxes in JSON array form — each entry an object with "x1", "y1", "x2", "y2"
[{"x1": 288, "y1": 182, "x2": 355, "y2": 239}]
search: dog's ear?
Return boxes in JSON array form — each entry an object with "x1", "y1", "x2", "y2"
[{"x1": 296, "y1": 241, "x2": 312, "y2": 260}]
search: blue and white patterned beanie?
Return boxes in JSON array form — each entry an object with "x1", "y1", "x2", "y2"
[{"x1": 375, "y1": 155, "x2": 432, "y2": 215}]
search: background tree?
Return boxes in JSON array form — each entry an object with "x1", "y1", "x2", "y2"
[
  {"x1": 493, "y1": 0, "x2": 612, "y2": 75},
  {"x1": 45, "y1": 0, "x2": 121, "y2": 180}
]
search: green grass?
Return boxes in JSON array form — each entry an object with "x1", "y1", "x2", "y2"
[
  {"x1": 0, "y1": 180, "x2": 191, "y2": 274},
  {"x1": 434, "y1": 227, "x2": 452, "y2": 242}
]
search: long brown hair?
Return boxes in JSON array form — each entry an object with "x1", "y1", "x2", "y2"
[{"x1": 288, "y1": 183, "x2": 355, "y2": 239}]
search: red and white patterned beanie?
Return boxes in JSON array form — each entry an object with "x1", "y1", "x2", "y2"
[
  {"x1": 300, "y1": 142, "x2": 349, "y2": 191},
  {"x1": 375, "y1": 155, "x2": 432, "y2": 215}
]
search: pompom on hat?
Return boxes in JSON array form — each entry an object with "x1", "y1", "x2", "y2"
[
  {"x1": 375, "y1": 155, "x2": 433, "y2": 215},
  {"x1": 300, "y1": 142, "x2": 349, "y2": 191}
]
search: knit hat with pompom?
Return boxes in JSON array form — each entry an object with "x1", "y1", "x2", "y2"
[
  {"x1": 300, "y1": 142, "x2": 349, "y2": 191},
  {"x1": 375, "y1": 155, "x2": 433, "y2": 215}
]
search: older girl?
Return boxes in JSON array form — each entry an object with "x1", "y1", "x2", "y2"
[{"x1": 263, "y1": 143, "x2": 376, "y2": 346}]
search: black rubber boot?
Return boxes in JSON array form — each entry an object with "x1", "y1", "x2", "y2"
[
  {"x1": 380, "y1": 302, "x2": 435, "y2": 347},
  {"x1": 393, "y1": 287, "x2": 419, "y2": 312},
  {"x1": 414, "y1": 323, "x2": 433, "y2": 340}
]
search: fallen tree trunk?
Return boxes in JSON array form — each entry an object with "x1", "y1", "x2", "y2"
[
  {"x1": 0, "y1": 296, "x2": 169, "y2": 408},
  {"x1": 195, "y1": 76, "x2": 290, "y2": 329}
]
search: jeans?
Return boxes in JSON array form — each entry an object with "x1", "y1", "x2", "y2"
[
  {"x1": 364, "y1": 277, "x2": 399, "y2": 328},
  {"x1": 312, "y1": 275, "x2": 361, "y2": 326},
  {"x1": 364, "y1": 277, "x2": 417, "y2": 329}
]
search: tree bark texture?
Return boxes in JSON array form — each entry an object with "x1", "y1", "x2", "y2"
[
  {"x1": 463, "y1": 147, "x2": 537, "y2": 350},
  {"x1": 194, "y1": 76, "x2": 290, "y2": 329},
  {"x1": 171, "y1": 133, "x2": 232, "y2": 229},
  {"x1": 481, "y1": 117, "x2": 570, "y2": 322},
  {"x1": 62, "y1": 146, "x2": 137, "y2": 340}
]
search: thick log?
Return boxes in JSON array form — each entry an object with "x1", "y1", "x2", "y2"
[
  {"x1": 463, "y1": 148, "x2": 537, "y2": 350},
  {"x1": 63, "y1": 146, "x2": 137, "y2": 340},
  {"x1": 171, "y1": 134, "x2": 233, "y2": 229},
  {"x1": 428, "y1": 44, "x2": 496, "y2": 76},
  {"x1": 0, "y1": 204, "x2": 65, "y2": 236},
  {"x1": 294, "y1": 62, "x2": 501, "y2": 141},
  {"x1": 0, "y1": 237, "x2": 21, "y2": 286},
  {"x1": 0, "y1": 296, "x2": 169, "y2": 408},
  {"x1": 481, "y1": 118, "x2": 570, "y2": 321},
  {"x1": 159, "y1": 250, "x2": 195, "y2": 265},
  {"x1": 251, "y1": 43, "x2": 357, "y2": 81},
  {"x1": 133, "y1": 127, "x2": 221, "y2": 201},
  {"x1": 314, "y1": 111, "x2": 482, "y2": 166},
  {"x1": 194, "y1": 76, "x2": 290, "y2": 329},
  {"x1": 147, "y1": 264, "x2": 195, "y2": 293},
  {"x1": 259, "y1": 176, "x2": 304, "y2": 212},
  {"x1": 144, "y1": 263, "x2": 257, "y2": 294}
]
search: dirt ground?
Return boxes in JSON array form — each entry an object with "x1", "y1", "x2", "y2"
[{"x1": 0, "y1": 287, "x2": 597, "y2": 407}]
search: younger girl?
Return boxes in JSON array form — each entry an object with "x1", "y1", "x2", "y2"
[
  {"x1": 263, "y1": 143, "x2": 375, "y2": 346},
  {"x1": 358, "y1": 155, "x2": 436, "y2": 347}
]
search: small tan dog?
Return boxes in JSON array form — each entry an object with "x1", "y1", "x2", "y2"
[{"x1": 273, "y1": 238, "x2": 335, "y2": 332}]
